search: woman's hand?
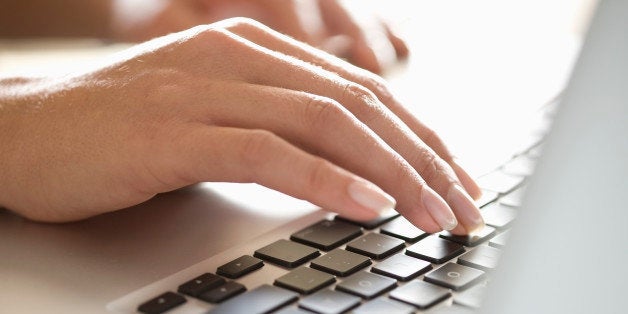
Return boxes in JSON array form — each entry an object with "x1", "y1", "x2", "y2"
[
  {"x1": 0, "y1": 18, "x2": 482, "y2": 234},
  {"x1": 112, "y1": 0, "x2": 409, "y2": 74}
]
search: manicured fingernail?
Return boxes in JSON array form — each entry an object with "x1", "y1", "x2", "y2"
[
  {"x1": 421, "y1": 188, "x2": 458, "y2": 230},
  {"x1": 348, "y1": 181, "x2": 396, "y2": 215},
  {"x1": 448, "y1": 184, "x2": 485, "y2": 232}
]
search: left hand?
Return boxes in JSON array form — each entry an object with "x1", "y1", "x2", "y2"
[{"x1": 111, "y1": 0, "x2": 409, "y2": 74}]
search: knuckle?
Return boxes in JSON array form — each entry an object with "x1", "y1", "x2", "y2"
[
  {"x1": 342, "y1": 82, "x2": 384, "y2": 124},
  {"x1": 222, "y1": 17, "x2": 264, "y2": 30},
  {"x1": 221, "y1": 17, "x2": 277, "y2": 48},
  {"x1": 303, "y1": 96, "x2": 346, "y2": 129},
  {"x1": 417, "y1": 152, "x2": 440, "y2": 182},
  {"x1": 361, "y1": 74, "x2": 395, "y2": 104},
  {"x1": 189, "y1": 27, "x2": 257, "y2": 71},
  {"x1": 194, "y1": 27, "x2": 233, "y2": 45},
  {"x1": 189, "y1": 27, "x2": 236, "y2": 53},
  {"x1": 343, "y1": 82, "x2": 376, "y2": 104},
  {"x1": 413, "y1": 150, "x2": 452, "y2": 189}
]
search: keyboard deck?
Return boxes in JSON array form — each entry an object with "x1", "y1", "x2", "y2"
[{"x1": 108, "y1": 101, "x2": 556, "y2": 314}]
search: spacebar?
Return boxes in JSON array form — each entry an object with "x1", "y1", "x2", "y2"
[{"x1": 207, "y1": 284, "x2": 298, "y2": 314}]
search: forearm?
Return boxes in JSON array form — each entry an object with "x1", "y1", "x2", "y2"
[{"x1": 0, "y1": 0, "x2": 113, "y2": 39}]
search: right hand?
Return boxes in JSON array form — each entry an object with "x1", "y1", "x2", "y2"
[
  {"x1": 0, "y1": 18, "x2": 483, "y2": 234},
  {"x1": 112, "y1": 0, "x2": 409, "y2": 74}
]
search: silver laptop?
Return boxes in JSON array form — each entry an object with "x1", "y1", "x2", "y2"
[{"x1": 1, "y1": 1, "x2": 625, "y2": 313}]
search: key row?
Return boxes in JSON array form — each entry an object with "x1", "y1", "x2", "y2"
[
  {"x1": 211, "y1": 258, "x2": 487, "y2": 314},
  {"x1": 137, "y1": 212, "x2": 507, "y2": 314}
]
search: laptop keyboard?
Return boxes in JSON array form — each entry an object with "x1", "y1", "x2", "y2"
[{"x1": 130, "y1": 101, "x2": 556, "y2": 314}]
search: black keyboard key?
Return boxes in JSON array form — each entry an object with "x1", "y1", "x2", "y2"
[
  {"x1": 371, "y1": 253, "x2": 432, "y2": 281},
  {"x1": 475, "y1": 189, "x2": 498, "y2": 208},
  {"x1": 352, "y1": 297, "x2": 415, "y2": 314},
  {"x1": 389, "y1": 280, "x2": 450, "y2": 309},
  {"x1": 217, "y1": 255, "x2": 264, "y2": 279},
  {"x1": 488, "y1": 230, "x2": 510, "y2": 249},
  {"x1": 453, "y1": 283, "x2": 488, "y2": 308},
  {"x1": 336, "y1": 271, "x2": 396, "y2": 299},
  {"x1": 424, "y1": 263, "x2": 485, "y2": 291},
  {"x1": 177, "y1": 273, "x2": 225, "y2": 297},
  {"x1": 335, "y1": 210, "x2": 399, "y2": 229},
  {"x1": 477, "y1": 171, "x2": 525, "y2": 194},
  {"x1": 138, "y1": 292, "x2": 186, "y2": 314},
  {"x1": 254, "y1": 239, "x2": 320, "y2": 268},
  {"x1": 274, "y1": 266, "x2": 336, "y2": 294},
  {"x1": 380, "y1": 216, "x2": 428, "y2": 242},
  {"x1": 406, "y1": 236, "x2": 465, "y2": 263},
  {"x1": 291, "y1": 220, "x2": 362, "y2": 250},
  {"x1": 346, "y1": 233, "x2": 405, "y2": 259},
  {"x1": 481, "y1": 203, "x2": 517, "y2": 229},
  {"x1": 198, "y1": 281, "x2": 246, "y2": 303},
  {"x1": 208, "y1": 284, "x2": 298, "y2": 314},
  {"x1": 458, "y1": 245, "x2": 501, "y2": 271},
  {"x1": 310, "y1": 249, "x2": 371, "y2": 277},
  {"x1": 299, "y1": 289, "x2": 361, "y2": 314},
  {"x1": 439, "y1": 226, "x2": 496, "y2": 246}
]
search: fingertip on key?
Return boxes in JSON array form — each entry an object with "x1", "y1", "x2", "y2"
[{"x1": 447, "y1": 184, "x2": 485, "y2": 233}]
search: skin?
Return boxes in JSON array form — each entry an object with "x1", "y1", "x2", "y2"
[
  {"x1": 110, "y1": 0, "x2": 411, "y2": 74},
  {"x1": 0, "y1": 1, "x2": 484, "y2": 234}
]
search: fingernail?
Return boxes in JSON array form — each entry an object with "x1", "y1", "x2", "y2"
[
  {"x1": 421, "y1": 188, "x2": 458, "y2": 231},
  {"x1": 348, "y1": 181, "x2": 396, "y2": 215},
  {"x1": 448, "y1": 184, "x2": 485, "y2": 232}
]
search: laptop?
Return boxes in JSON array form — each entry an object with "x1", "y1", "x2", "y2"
[{"x1": 1, "y1": 1, "x2": 625, "y2": 313}]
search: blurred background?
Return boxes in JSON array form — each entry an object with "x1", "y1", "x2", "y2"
[{"x1": 369, "y1": 0, "x2": 598, "y2": 175}]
